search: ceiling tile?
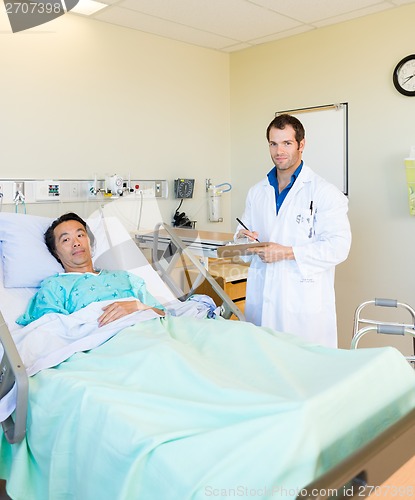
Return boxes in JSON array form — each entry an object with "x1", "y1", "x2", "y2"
[
  {"x1": 248, "y1": 0, "x2": 391, "y2": 23},
  {"x1": 249, "y1": 25, "x2": 315, "y2": 45},
  {"x1": 95, "y1": 6, "x2": 239, "y2": 48},
  {"x1": 117, "y1": 0, "x2": 302, "y2": 39},
  {"x1": 312, "y1": 2, "x2": 394, "y2": 27},
  {"x1": 74, "y1": 0, "x2": 415, "y2": 52}
]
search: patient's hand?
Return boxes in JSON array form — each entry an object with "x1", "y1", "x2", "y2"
[{"x1": 98, "y1": 300, "x2": 164, "y2": 327}]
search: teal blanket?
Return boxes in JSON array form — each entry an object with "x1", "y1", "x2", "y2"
[{"x1": 1, "y1": 316, "x2": 415, "y2": 499}]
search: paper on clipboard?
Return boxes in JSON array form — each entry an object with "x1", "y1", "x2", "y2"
[{"x1": 217, "y1": 242, "x2": 268, "y2": 258}]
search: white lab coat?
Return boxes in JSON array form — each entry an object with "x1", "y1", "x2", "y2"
[{"x1": 239, "y1": 165, "x2": 351, "y2": 348}]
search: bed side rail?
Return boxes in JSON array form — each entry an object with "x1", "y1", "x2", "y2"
[
  {"x1": 0, "y1": 313, "x2": 28, "y2": 443},
  {"x1": 151, "y1": 223, "x2": 245, "y2": 321},
  {"x1": 297, "y1": 407, "x2": 415, "y2": 499}
]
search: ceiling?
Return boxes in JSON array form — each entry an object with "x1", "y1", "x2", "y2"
[{"x1": 83, "y1": 0, "x2": 415, "y2": 52}]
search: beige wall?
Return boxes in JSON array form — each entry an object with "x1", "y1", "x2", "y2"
[
  {"x1": 230, "y1": 4, "x2": 415, "y2": 348},
  {"x1": 0, "y1": 13, "x2": 231, "y2": 229}
]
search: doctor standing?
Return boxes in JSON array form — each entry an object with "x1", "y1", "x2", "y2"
[{"x1": 236, "y1": 114, "x2": 351, "y2": 348}]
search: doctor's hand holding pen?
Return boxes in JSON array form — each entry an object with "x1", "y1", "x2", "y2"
[
  {"x1": 236, "y1": 217, "x2": 260, "y2": 242},
  {"x1": 236, "y1": 217, "x2": 294, "y2": 263},
  {"x1": 236, "y1": 228, "x2": 260, "y2": 242}
]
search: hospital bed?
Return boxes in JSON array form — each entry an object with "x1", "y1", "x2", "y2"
[{"x1": 0, "y1": 212, "x2": 415, "y2": 500}]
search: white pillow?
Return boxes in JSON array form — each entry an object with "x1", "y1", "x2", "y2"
[
  {"x1": 0, "y1": 213, "x2": 110, "y2": 289},
  {"x1": 0, "y1": 213, "x2": 64, "y2": 288},
  {"x1": 0, "y1": 212, "x2": 176, "y2": 305}
]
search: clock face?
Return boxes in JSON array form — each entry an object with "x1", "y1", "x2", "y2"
[{"x1": 393, "y1": 55, "x2": 415, "y2": 96}]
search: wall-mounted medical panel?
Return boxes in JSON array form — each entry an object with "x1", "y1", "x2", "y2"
[
  {"x1": 35, "y1": 181, "x2": 61, "y2": 201},
  {"x1": 0, "y1": 179, "x2": 168, "y2": 204}
]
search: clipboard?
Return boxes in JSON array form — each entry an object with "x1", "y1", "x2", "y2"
[{"x1": 217, "y1": 242, "x2": 268, "y2": 259}]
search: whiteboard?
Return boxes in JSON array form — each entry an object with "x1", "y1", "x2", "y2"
[{"x1": 276, "y1": 103, "x2": 348, "y2": 194}]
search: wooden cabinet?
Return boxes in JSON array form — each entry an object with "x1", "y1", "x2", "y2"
[{"x1": 189, "y1": 259, "x2": 249, "y2": 319}]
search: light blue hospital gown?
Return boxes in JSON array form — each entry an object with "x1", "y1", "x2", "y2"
[{"x1": 16, "y1": 270, "x2": 164, "y2": 326}]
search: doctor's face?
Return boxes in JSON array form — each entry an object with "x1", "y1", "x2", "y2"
[
  {"x1": 268, "y1": 125, "x2": 305, "y2": 174},
  {"x1": 53, "y1": 220, "x2": 93, "y2": 272}
]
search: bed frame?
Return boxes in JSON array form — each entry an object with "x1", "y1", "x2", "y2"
[
  {"x1": 0, "y1": 311, "x2": 28, "y2": 444},
  {"x1": 298, "y1": 407, "x2": 415, "y2": 499}
]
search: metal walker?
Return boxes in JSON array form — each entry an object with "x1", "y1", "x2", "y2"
[{"x1": 352, "y1": 298, "x2": 415, "y2": 366}]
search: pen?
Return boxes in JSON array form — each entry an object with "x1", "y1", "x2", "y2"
[
  {"x1": 309, "y1": 201, "x2": 313, "y2": 215},
  {"x1": 236, "y1": 218, "x2": 260, "y2": 242}
]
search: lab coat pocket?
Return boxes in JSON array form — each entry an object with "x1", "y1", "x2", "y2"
[
  {"x1": 286, "y1": 269, "x2": 322, "y2": 314},
  {"x1": 295, "y1": 210, "x2": 315, "y2": 242}
]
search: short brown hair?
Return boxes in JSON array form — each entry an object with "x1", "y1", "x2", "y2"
[{"x1": 266, "y1": 114, "x2": 305, "y2": 145}]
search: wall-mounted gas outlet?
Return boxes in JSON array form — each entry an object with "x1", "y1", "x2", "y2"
[
  {"x1": 13, "y1": 181, "x2": 25, "y2": 196},
  {"x1": 0, "y1": 182, "x2": 14, "y2": 203}
]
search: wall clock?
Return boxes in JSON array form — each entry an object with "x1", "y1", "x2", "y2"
[{"x1": 393, "y1": 55, "x2": 415, "y2": 96}]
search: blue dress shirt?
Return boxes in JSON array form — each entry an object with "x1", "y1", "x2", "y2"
[{"x1": 267, "y1": 161, "x2": 303, "y2": 215}]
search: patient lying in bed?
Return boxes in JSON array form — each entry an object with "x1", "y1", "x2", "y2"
[
  {"x1": 16, "y1": 212, "x2": 165, "y2": 328},
  {"x1": 1, "y1": 212, "x2": 415, "y2": 500}
]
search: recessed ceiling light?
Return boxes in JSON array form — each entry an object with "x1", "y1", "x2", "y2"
[{"x1": 69, "y1": 0, "x2": 108, "y2": 16}]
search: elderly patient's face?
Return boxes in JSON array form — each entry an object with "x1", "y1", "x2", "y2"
[{"x1": 54, "y1": 220, "x2": 93, "y2": 272}]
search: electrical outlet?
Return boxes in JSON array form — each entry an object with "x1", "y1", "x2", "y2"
[{"x1": 69, "y1": 182, "x2": 79, "y2": 200}]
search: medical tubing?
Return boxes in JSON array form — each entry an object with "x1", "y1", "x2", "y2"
[
  {"x1": 136, "y1": 190, "x2": 144, "y2": 231},
  {"x1": 214, "y1": 182, "x2": 232, "y2": 192},
  {"x1": 14, "y1": 201, "x2": 26, "y2": 214}
]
